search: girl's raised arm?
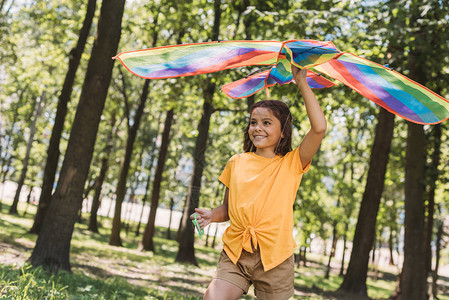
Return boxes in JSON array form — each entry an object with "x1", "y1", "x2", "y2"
[{"x1": 292, "y1": 66, "x2": 327, "y2": 169}]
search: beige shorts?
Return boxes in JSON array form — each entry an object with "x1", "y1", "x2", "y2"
[{"x1": 214, "y1": 249, "x2": 294, "y2": 300}]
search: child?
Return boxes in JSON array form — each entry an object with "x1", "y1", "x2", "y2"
[{"x1": 191, "y1": 65, "x2": 327, "y2": 300}]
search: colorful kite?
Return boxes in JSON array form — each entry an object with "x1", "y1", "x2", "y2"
[{"x1": 114, "y1": 40, "x2": 449, "y2": 125}]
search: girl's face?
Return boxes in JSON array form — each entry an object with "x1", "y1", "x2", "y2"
[{"x1": 248, "y1": 107, "x2": 283, "y2": 157}]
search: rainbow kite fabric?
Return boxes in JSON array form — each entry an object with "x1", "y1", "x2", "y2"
[{"x1": 114, "y1": 39, "x2": 449, "y2": 125}]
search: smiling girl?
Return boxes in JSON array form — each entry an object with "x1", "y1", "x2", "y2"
[{"x1": 191, "y1": 65, "x2": 327, "y2": 300}]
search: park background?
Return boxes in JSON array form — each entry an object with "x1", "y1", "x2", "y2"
[{"x1": 0, "y1": 0, "x2": 448, "y2": 299}]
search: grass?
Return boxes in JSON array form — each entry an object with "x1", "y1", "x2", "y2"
[
  {"x1": 0, "y1": 200, "x2": 226, "y2": 300},
  {"x1": 0, "y1": 198, "x2": 447, "y2": 299},
  {"x1": 0, "y1": 264, "x2": 151, "y2": 299}
]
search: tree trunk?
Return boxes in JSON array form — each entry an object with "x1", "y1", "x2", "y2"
[
  {"x1": 425, "y1": 124, "x2": 441, "y2": 275},
  {"x1": 400, "y1": 122, "x2": 427, "y2": 300},
  {"x1": 371, "y1": 236, "x2": 379, "y2": 281},
  {"x1": 29, "y1": 0, "x2": 126, "y2": 272},
  {"x1": 83, "y1": 172, "x2": 97, "y2": 200},
  {"x1": 166, "y1": 197, "x2": 174, "y2": 240},
  {"x1": 135, "y1": 113, "x2": 162, "y2": 237},
  {"x1": 389, "y1": 228, "x2": 395, "y2": 265},
  {"x1": 176, "y1": 203, "x2": 185, "y2": 242},
  {"x1": 339, "y1": 221, "x2": 348, "y2": 277},
  {"x1": 26, "y1": 186, "x2": 33, "y2": 203},
  {"x1": 399, "y1": 4, "x2": 429, "y2": 296},
  {"x1": 109, "y1": 79, "x2": 150, "y2": 246},
  {"x1": 205, "y1": 223, "x2": 211, "y2": 247},
  {"x1": 212, "y1": 224, "x2": 219, "y2": 249},
  {"x1": 175, "y1": 0, "x2": 221, "y2": 266},
  {"x1": 88, "y1": 177, "x2": 103, "y2": 233},
  {"x1": 135, "y1": 175, "x2": 149, "y2": 237},
  {"x1": 23, "y1": 186, "x2": 34, "y2": 217},
  {"x1": 176, "y1": 90, "x2": 215, "y2": 265},
  {"x1": 107, "y1": 195, "x2": 114, "y2": 217},
  {"x1": 30, "y1": 0, "x2": 97, "y2": 234},
  {"x1": 78, "y1": 198, "x2": 85, "y2": 223},
  {"x1": 302, "y1": 246, "x2": 308, "y2": 267},
  {"x1": 108, "y1": 9, "x2": 160, "y2": 244},
  {"x1": 431, "y1": 218, "x2": 443, "y2": 299},
  {"x1": 339, "y1": 107, "x2": 395, "y2": 296},
  {"x1": 88, "y1": 114, "x2": 117, "y2": 233},
  {"x1": 370, "y1": 233, "x2": 376, "y2": 270},
  {"x1": 10, "y1": 92, "x2": 46, "y2": 214},
  {"x1": 325, "y1": 221, "x2": 338, "y2": 279},
  {"x1": 124, "y1": 193, "x2": 135, "y2": 236},
  {"x1": 141, "y1": 109, "x2": 174, "y2": 251}
]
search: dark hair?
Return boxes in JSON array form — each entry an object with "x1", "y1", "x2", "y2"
[{"x1": 243, "y1": 100, "x2": 292, "y2": 156}]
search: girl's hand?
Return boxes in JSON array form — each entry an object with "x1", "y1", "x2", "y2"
[
  {"x1": 190, "y1": 208, "x2": 212, "y2": 229},
  {"x1": 291, "y1": 65, "x2": 307, "y2": 88}
]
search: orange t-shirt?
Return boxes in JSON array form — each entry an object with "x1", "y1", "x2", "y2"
[{"x1": 219, "y1": 147, "x2": 310, "y2": 271}]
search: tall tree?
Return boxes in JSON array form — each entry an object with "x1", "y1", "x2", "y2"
[
  {"x1": 338, "y1": 107, "x2": 395, "y2": 296},
  {"x1": 141, "y1": 108, "x2": 174, "y2": 251},
  {"x1": 9, "y1": 92, "x2": 46, "y2": 214},
  {"x1": 421, "y1": 0, "x2": 448, "y2": 281},
  {"x1": 431, "y1": 208, "x2": 445, "y2": 299},
  {"x1": 399, "y1": 2, "x2": 429, "y2": 297},
  {"x1": 29, "y1": 0, "x2": 126, "y2": 271},
  {"x1": 88, "y1": 112, "x2": 119, "y2": 233},
  {"x1": 424, "y1": 123, "x2": 441, "y2": 274},
  {"x1": 29, "y1": 0, "x2": 97, "y2": 234},
  {"x1": 135, "y1": 112, "x2": 162, "y2": 237},
  {"x1": 176, "y1": 0, "x2": 222, "y2": 265},
  {"x1": 338, "y1": 1, "x2": 405, "y2": 294},
  {"x1": 108, "y1": 78, "x2": 151, "y2": 246},
  {"x1": 400, "y1": 121, "x2": 426, "y2": 300},
  {"x1": 108, "y1": 9, "x2": 160, "y2": 245}
]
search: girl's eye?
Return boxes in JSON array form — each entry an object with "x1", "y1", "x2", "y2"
[
  {"x1": 264, "y1": 121, "x2": 270, "y2": 125},
  {"x1": 250, "y1": 121, "x2": 256, "y2": 125}
]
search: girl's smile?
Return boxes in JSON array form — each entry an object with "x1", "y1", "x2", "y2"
[{"x1": 249, "y1": 107, "x2": 284, "y2": 157}]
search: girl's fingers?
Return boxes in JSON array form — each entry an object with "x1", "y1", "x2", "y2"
[
  {"x1": 192, "y1": 208, "x2": 211, "y2": 222},
  {"x1": 190, "y1": 211, "x2": 201, "y2": 220}
]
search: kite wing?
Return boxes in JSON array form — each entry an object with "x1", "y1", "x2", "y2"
[
  {"x1": 113, "y1": 41, "x2": 283, "y2": 79},
  {"x1": 114, "y1": 39, "x2": 449, "y2": 125},
  {"x1": 222, "y1": 69, "x2": 335, "y2": 99},
  {"x1": 312, "y1": 53, "x2": 449, "y2": 124}
]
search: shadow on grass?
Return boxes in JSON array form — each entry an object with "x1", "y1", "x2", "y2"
[
  {"x1": 293, "y1": 258, "x2": 399, "y2": 300},
  {"x1": 293, "y1": 282, "x2": 379, "y2": 300},
  {"x1": 0, "y1": 215, "x2": 34, "y2": 237},
  {"x1": 72, "y1": 259, "x2": 207, "y2": 299}
]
